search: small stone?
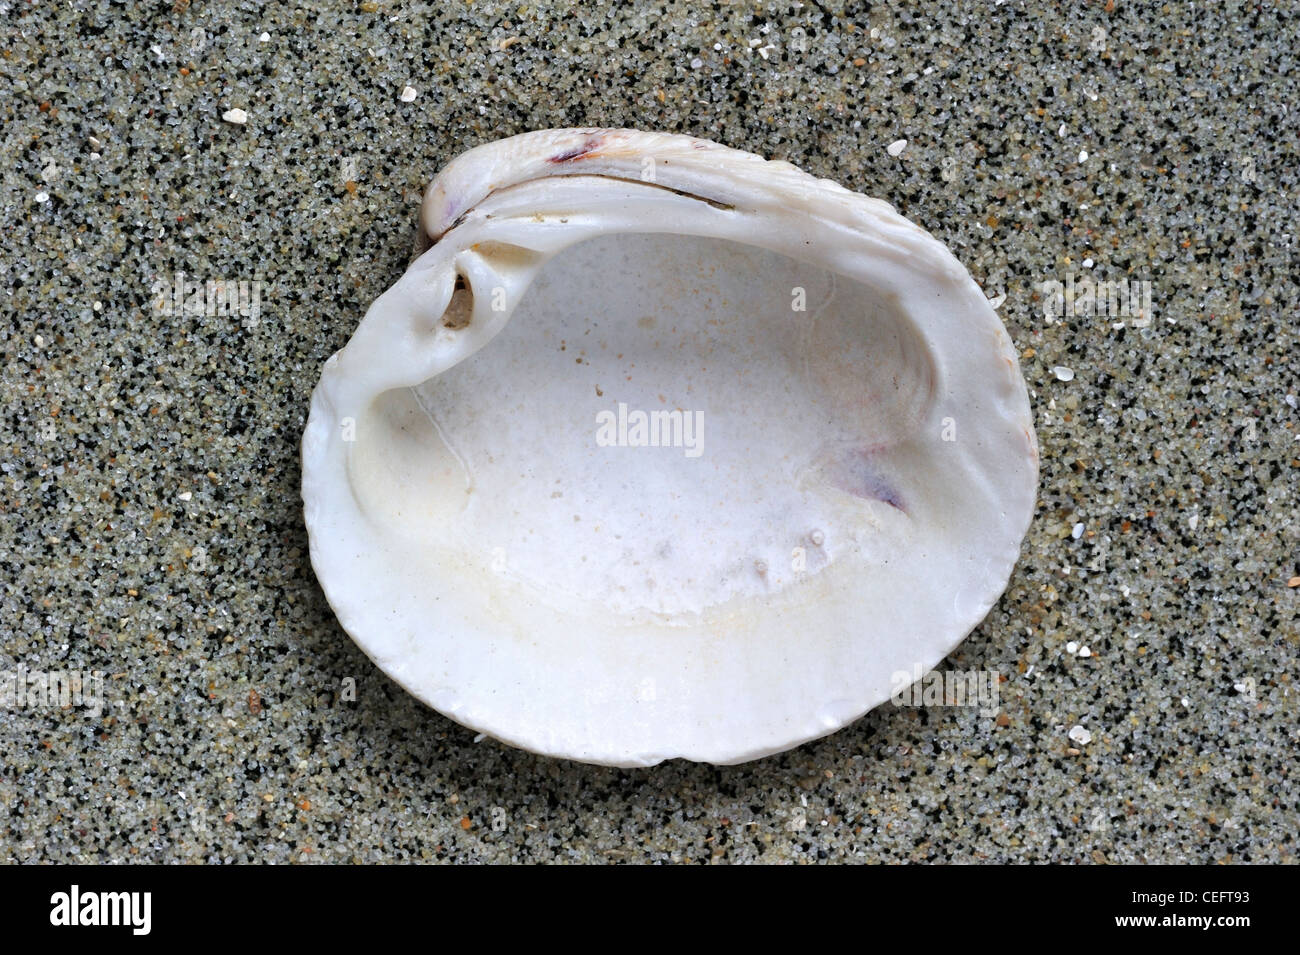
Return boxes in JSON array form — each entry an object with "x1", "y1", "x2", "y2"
[
  {"x1": 221, "y1": 108, "x2": 249, "y2": 125},
  {"x1": 1079, "y1": 646, "x2": 1092, "y2": 658},
  {"x1": 178, "y1": 491, "x2": 192, "y2": 501},
  {"x1": 886, "y1": 139, "x2": 908, "y2": 157},
  {"x1": 1288, "y1": 576, "x2": 1300, "y2": 588},
  {"x1": 1068, "y1": 725, "x2": 1092, "y2": 745},
  {"x1": 1066, "y1": 641, "x2": 1079, "y2": 654},
  {"x1": 259, "y1": 32, "x2": 271, "y2": 42},
  {"x1": 1053, "y1": 365, "x2": 1075, "y2": 382},
  {"x1": 1071, "y1": 522, "x2": 1084, "y2": 539},
  {"x1": 400, "y1": 86, "x2": 417, "y2": 102},
  {"x1": 35, "y1": 191, "x2": 50, "y2": 203}
]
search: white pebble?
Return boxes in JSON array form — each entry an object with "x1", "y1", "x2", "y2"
[
  {"x1": 1066, "y1": 641, "x2": 1079, "y2": 655},
  {"x1": 1079, "y1": 646, "x2": 1092, "y2": 658},
  {"x1": 259, "y1": 32, "x2": 271, "y2": 42},
  {"x1": 690, "y1": 57, "x2": 703, "y2": 69},
  {"x1": 35, "y1": 191, "x2": 50, "y2": 203},
  {"x1": 1082, "y1": 257, "x2": 1094, "y2": 268},
  {"x1": 886, "y1": 138, "x2": 908, "y2": 157},
  {"x1": 34, "y1": 334, "x2": 45, "y2": 348},
  {"x1": 1053, "y1": 365, "x2": 1075, "y2": 382},
  {"x1": 1071, "y1": 522, "x2": 1084, "y2": 539},
  {"x1": 222, "y1": 108, "x2": 249, "y2": 125},
  {"x1": 400, "y1": 86, "x2": 417, "y2": 103},
  {"x1": 1078, "y1": 149, "x2": 1089, "y2": 162},
  {"x1": 1068, "y1": 725, "x2": 1092, "y2": 745}
]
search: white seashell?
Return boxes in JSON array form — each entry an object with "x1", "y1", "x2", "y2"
[{"x1": 302, "y1": 128, "x2": 1039, "y2": 766}]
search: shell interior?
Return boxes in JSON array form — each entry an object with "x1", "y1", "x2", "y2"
[{"x1": 302, "y1": 129, "x2": 1038, "y2": 766}]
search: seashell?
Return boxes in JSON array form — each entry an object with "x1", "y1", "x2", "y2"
[{"x1": 302, "y1": 129, "x2": 1038, "y2": 766}]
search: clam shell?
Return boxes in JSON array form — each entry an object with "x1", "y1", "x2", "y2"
[{"x1": 302, "y1": 128, "x2": 1038, "y2": 766}]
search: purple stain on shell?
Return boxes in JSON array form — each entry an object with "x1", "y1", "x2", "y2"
[
  {"x1": 548, "y1": 136, "x2": 603, "y2": 164},
  {"x1": 826, "y1": 447, "x2": 906, "y2": 513}
]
